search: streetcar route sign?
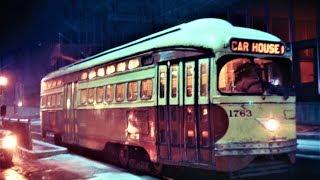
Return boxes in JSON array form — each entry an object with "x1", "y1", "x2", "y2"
[{"x1": 230, "y1": 38, "x2": 285, "y2": 55}]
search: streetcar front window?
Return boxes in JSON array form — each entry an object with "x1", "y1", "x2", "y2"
[{"x1": 218, "y1": 57, "x2": 292, "y2": 95}]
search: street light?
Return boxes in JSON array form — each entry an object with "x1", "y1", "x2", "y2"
[
  {"x1": 17, "y1": 100, "x2": 23, "y2": 107},
  {"x1": 0, "y1": 76, "x2": 8, "y2": 86}
]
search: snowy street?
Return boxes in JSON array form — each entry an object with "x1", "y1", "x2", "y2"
[{"x1": 1, "y1": 153, "x2": 156, "y2": 180}]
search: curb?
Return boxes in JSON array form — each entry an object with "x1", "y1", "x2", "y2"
[{"x1": 17, "y1": 139, "x2": 68, "y2": 159}]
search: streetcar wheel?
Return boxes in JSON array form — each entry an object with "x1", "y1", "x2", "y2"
[
  {"x1": 119, "y1": 147, "x2": 129, "y2": 168},
  {"x1": 150, "y1": 163, "x2": 163, "y2": 175}
]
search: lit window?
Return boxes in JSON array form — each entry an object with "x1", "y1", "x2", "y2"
[
  {"x1": 56, "y1": 94, "x2": 61, "y2": 106},
  {"x1": 52, "y1": 94, "x2": 56, "y2": 106},
  {"x1": 171, "y1": 65, "x2": 178, "y2": 98},
  {"x1": 80, "y1": 89, "x2": 87, "y2": 104},
  {"x1": 88, "y1": 88, "x2": 94, "y2": 104},
  {"x1": 127, "y1": 81, "x2": 138, "y2": 101},
  {"x1": 52, "y1": 81, "x2": 57, "y2": 88},
  {"x1": 47, "y1": 81, "x2": 52, "y2": 89},
  {"x1": 128, "y1": 59, "x2": 140, "y2": 70},
  {"x1": 97, "y1": 68, "x2": 105, "y2": 77},
  {"x1": 81, "y1": 72, "x2": 88, "y2": 80},
  {"x1": 41, "y1": 96, "x2": 47, "y2": 107},
  {"x1": 186, "y1": 65, "x2": 193, "y2": 97},
  {"x1": 200, "y1": 64, "x2": 208, "y2": 96},
  {"x1": 106, "y1": 65, "x2": 115, "y2": 75},
  {"x1": 106, "y1": 85, "x2": 114, "y2": 102},
  {"x1": 117, "y1": 62, "x2": 126, "y2": 72},
  {"x1": 116, "y1": 83, "x2": 125, "y2": 102},
  {"x1": 300, "y1": 61, "x2": 314, "y2": 83},
  {"x1": 96, "y1": 86, "x2": 104, "y2": 103},
  {"x1": 141, "y1": 79, "x2": 153, "y2": 100},
  {"x1": 47, "y1": 95, "x2": 51, "y2": 107},
  {"x1": 160, "y1": 70, "x2": 166, "y2": 98},
  {"x1": 88, "y1": 70, "x2": 96, "y2": 79},
  {"x1": 57, "y1": 80, "x2": 62, "y2": 86}
]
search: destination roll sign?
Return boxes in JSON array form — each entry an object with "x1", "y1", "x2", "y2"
[{"x1": 230, "y1": 38, "x2": 285, "y2": 55}]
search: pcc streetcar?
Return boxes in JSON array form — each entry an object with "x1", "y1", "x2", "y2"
[{"x1": 40, "y1": 18, "x2": 296, "y2": 174}]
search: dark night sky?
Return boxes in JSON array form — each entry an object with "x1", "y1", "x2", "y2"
[{"x1": 0, "y1": 0, "x2": 60, "y2": 52}]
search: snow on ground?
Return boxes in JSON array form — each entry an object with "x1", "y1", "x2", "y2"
[
  {"x1": 297, "y1": 139, "x2": 320, "y2": 151},
  {"x1": 39, "y1": 154, "x2": 156, "y2": 179}
]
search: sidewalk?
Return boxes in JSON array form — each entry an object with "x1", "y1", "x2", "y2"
[
  {"x1": 17, "y1": 139, "x2": 67, "y2": 159},
  {"x1": 296, "y1": 124, "x2": 320, "y2": 156}
]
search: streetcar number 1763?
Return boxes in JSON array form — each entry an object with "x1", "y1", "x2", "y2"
[{"x1": 229, "y1": 109, "x2": 252, "y2": 117}]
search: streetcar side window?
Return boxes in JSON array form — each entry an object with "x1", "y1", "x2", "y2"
[
  {"x1": 127, "y1": 81, "x2": 138, "y2": 101},
  {"x1": 81, "y1": 72, "x2": 88, "y2": 80},
  {"x1": 141, "y1": 79, "x2": 153, "y2": 100},
  {"x1": 41, "y1": 96, "x2": 46, "y2": 107},
  {"x1": 56, "y1": 93, "x2": 61, "y2": 106},
  {"x1": 116, "y1": 83, "x2": 125, "y2": 102},
  {"x1": 106, "y1": 65, "x2": 116, "y2": 75},
  {"x1": 97, "y1": 67, "x2": 105, "y2": 77},
  {"x1": 88, "y1": 88, "x2": 95, "y2": 104},
  {"x1": 128, "y1": 59, "x2": 140, "y2": 70},
  {"x1": 80, "y1": 89, "x2": 87, "y2": 104},
  {"x1": 96, "y1": 86, "x2": 104, "y2": 103},
  {"x1": 117, "y1": 62, "x2": 126, "y2": 72},
  {"x1": 52, "y1": 94, "x2": 56, "y2": 107},
  {"x1": 200, "y1": 63, "x2": 208, "y2": 96},
  {"x1": 88, "y1": 70, "x2": 97, "y2": 79},
  {"x1": 47, "y1": 95, "x2": 51, "y2": 107},
  {"x1": 106, "y1": 85, "x2": 114, "y2": 102}
]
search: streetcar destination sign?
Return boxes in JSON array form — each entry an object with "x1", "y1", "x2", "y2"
[{"x1": 230, "y1": 38, "x2": 285, "y2": 55}]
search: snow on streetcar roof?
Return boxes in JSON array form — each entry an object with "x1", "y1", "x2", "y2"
[{"x1": 42, "y1": 18, "x2": 281, "y2": 81}]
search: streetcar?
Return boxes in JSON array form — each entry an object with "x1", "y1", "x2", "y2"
[{"x1": 40, "y1": 18, "x2": 296, "y2": 174}]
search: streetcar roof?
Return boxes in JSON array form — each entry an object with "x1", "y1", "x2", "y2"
[{"x1": 42, "y1": 18, "x2": 281, "y2": 81}]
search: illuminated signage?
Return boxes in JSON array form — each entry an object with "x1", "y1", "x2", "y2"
[{"x1": 230, "y1": 38, "x2": 285, "y2": 55}]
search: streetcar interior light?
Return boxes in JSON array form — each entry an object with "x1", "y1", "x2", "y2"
[{"x1": 2, "y1": 135, "x2": 17, "y2": 149}]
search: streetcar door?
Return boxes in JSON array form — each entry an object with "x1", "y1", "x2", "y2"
[
  {"x1": 157, "y1": 62, "x2": 182, "y2": 162},
  {"x1": 64, "y1": 82, "x2": 77, "y2": 144},
  {"x1": 183, "y1": 59, "x2": 212, "y2": 163}
]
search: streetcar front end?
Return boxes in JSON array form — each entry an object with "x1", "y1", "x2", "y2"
[{"x1": 213, "y1": 38, "x2": 296, "y2": 172}]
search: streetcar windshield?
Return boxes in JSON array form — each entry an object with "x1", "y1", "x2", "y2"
[{"x1": 218, "y1": 57, "x2": 293, "y2": 95}]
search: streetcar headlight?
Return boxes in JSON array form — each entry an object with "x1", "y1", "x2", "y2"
[
  {"x1": 2, "y1": 135, "x2": 17, "y2": 149},
  {"x1": 263, "y1": 119, "x2": 279, "y2": 132}
]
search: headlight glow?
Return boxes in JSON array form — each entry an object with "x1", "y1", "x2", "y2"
[
  {"x1": 264, "y1": 119, "x2": 280, "y2": 132},
  {"x1": 2, "y1": 135, "x2": 17, "y2": 149}
]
